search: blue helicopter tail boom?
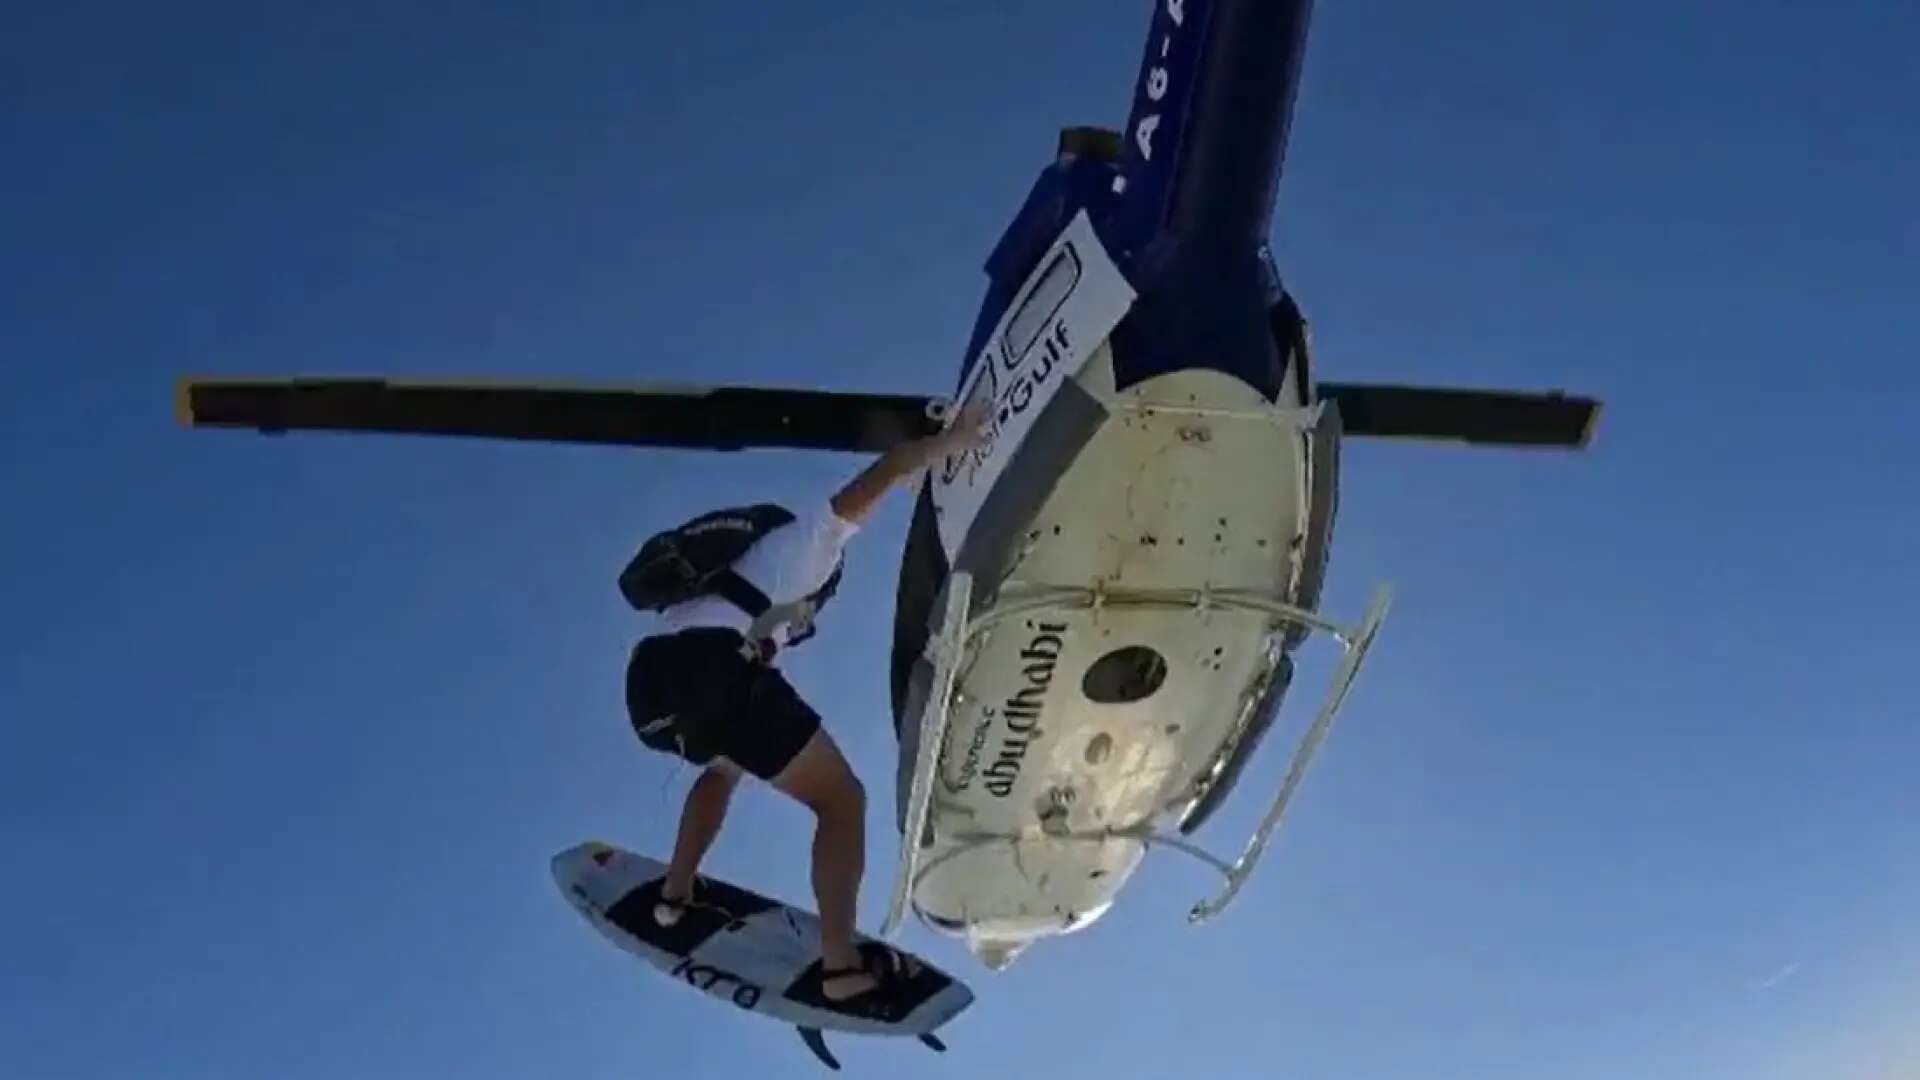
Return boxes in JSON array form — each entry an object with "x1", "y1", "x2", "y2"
[{"x1": 1110, "y1": 0, "x2": 1315, "y2": 264}]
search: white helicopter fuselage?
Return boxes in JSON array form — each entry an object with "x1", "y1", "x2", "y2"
[
  {"x1": 903, "y1": 334, "x2": 1323, "y2": 969},
  {"x1": 865, "y1": 0, "x2": 1588, "y2": 975}
]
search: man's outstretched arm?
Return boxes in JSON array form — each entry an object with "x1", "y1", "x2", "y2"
[{"x1": 829, "y1": 406, "x2": 989, "y2": 525}]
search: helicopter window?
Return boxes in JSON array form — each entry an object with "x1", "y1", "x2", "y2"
[
  {"x1": 1082, "y1": 646, "x2": 1168, "y2": 704},
  {"x1": 1002, "y1": 247, "x2": 1081, "y2": 366}
]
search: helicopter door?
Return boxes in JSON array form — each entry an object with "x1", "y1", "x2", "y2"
[{"x1": 929, "y1": 210, "x2": 1135, "y2": 558}]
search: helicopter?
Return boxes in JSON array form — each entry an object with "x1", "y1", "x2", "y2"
[{"x1": 178, "y1": 0, "x2": 1600, "y2": 975}]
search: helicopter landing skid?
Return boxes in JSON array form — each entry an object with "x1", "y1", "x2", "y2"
[
  {"x1": 879, "y1": 571, "x2": 974, "y2": 940},
  {"x1": 880, "y1": 576, "x2": 1391, "y2": 937}
]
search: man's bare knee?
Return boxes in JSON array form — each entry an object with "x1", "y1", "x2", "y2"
[
  {"x1": 817, "y1": 773, "x2": 865, "y2": 821},
  {"x1": 772, "y1": 730, "x2": 864, "y2": 818},
  {"x1": 797, "y1": 766, "x2": 864, "y2": 822}
]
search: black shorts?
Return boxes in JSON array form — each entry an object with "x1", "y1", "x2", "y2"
[{"x1": 624, "y1": 627, "x2": 822, "y2": 781}]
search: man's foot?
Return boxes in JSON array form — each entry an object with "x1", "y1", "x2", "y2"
[
  {"x1": 820, "y1": 945, "x2": 921, "y2": 1004},
  {"x1": 654, "y1": 878, "x2": 693, "y2": 927},
  {"x1": 820, "y1": 968, "x2": 877, "y2": 1001}
]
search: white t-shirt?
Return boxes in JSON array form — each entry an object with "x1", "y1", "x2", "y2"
[{"x1": 655, "y1": 500, "x2": 860, "y2": 649}]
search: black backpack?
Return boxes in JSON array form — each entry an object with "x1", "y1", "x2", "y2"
[
  {"x1": 621, "y1": 504, "x2": 848, "y2": 758},
  {"x1": 618, "y1": 504, "x2": 796, "y2": 618}
]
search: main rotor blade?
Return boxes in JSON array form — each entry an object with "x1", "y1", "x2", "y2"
[
  {"x1": 1315, "y1": 383, "x2": 1601, "y2": 449},
  {"x1": 177, "y1": 378, "x2": 944, "y2": 453}
]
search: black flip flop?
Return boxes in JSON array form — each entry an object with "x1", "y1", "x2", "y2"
[
  {"x1": 817, "y1": 945, "x2": 919, "y2": 1018},
  {"x1": 652, "y1": 880, "x2": 747, "y2": 932}
]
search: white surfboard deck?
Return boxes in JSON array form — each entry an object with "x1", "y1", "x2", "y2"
[{"x1": 552, "y1": 841, "x2": 974, "y2": 1043}]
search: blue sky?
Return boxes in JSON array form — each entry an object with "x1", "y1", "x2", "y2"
[{"x1": 3, "y1": 1, "x2": 1916, "y2": 1077}]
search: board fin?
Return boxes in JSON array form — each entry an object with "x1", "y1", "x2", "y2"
[
  {"x1": 796, "y1": 1026, "x2": 840, "y2": 1070},
  {"x1": 919, "y1": 1032, "x2": 948, "y2": 1053}
]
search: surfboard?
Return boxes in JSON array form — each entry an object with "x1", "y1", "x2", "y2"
[{"x1": 551, "y1": 841, "x2": 973, "y2": 1069}]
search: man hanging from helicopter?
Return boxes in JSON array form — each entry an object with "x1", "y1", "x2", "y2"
[{"x1": 618, "y1": 404, "x2": 990, "y2": 1010}]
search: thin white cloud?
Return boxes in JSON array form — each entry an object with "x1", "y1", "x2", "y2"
[{"x1": 1752, "y1": 959, "x2": 1803, "y2": 992}]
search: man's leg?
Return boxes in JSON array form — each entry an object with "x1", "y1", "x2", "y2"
[
  {"x1": 661, "y1": 762, "x2": 741, "y2": 903},
  {"x1": 768, "y1": 729, "x2": 880, "y2": 999}
]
